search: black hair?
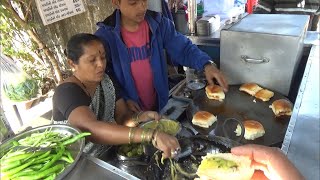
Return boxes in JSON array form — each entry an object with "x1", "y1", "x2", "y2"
[{"x1": 65, "y1": 33, "x2": 103, "y2": 64}]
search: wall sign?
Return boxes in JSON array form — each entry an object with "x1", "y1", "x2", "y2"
[{"x1": 35, "y1": 0, "x2": 85, "y2": 25}]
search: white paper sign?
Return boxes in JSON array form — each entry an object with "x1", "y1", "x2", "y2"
[{"x1": 35, "y1": 0, "x2": 85, "y2": 25}]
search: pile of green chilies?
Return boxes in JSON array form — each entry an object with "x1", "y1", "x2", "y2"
[{"x1": 0, "y1": 129, "x2": 91, "y2": 180}]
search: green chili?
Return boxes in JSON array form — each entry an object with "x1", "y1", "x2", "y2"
[
  {"x1": 15, "y1": 164, "x2": 64, "y2": 180},
  {"x1": 0, "y1": 160, "x2": 22, "y2": 171},
  {"x1": 62, "y1": 132, "x2": 91, "y2": 146},
  {"x1": 1, "y1": 158, "x2": 35, "y2": 178},
  {"x1": 39, "y1": 145, "x2": 64, "y2": 171}
]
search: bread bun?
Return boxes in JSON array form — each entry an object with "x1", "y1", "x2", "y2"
[
  {"x1": 196, "y1": 153, "x2": 254, "y2": 180},
  {"x1": 254, "y1": 89, "x2": 274, "y2": 101},
  {"x1": 205, "y1": 85, "x2": 225, "y2": 101},
  {"x1": 235, "y1": 120, "x2": 265, "y2": 140},
  {"x1": 192, "y1": 111, "x2": 217, "y2": 128},
  {"x1": 271, "y1": 99, "x2": 293, "y2": 117},
  {"x1": 239, "y1": 83, "x2": 262, "y2": 96}
]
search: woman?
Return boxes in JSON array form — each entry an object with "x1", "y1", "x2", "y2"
[{"x1": 52, "y1": 33, "x2": 180, "y2": 158}]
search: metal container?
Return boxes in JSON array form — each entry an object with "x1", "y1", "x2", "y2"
[
  {"x1": 220, "y1": 14, "x2": 309, "y2": 95},
  {"x1": 0, "y1": 124, "x2": 85, "y2": 180},
  {"x1": 196, "y1": 15, "x2": 220, "y2": 36}
]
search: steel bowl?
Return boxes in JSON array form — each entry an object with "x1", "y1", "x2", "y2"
[{"x1": 0, "y1": 124, "x2": 85, "y2": 180}]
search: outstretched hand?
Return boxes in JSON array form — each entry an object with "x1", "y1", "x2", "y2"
[
  {"x1": 231, "y1": 144, "x2": 304, "y2": 180},
  {"x1": 204, "y1": 63, "x2": 228, "y2": 92}
]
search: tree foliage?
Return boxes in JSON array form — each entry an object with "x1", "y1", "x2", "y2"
[{"x1": 0, "y1": 0, "x2": 63, "y2": 85}]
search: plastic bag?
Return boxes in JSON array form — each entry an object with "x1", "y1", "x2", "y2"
[{"x1": 0, "y1": 55, "x2": 39, "y2": 102}]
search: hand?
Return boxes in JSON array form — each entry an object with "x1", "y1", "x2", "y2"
[
  {"x1": 204, "y1": 63, "x2": 228, "y2": 92},
  {"x1": 231, "y1": 144, "x2": 304, "y2": 180},
  {"x1": 138, "y1": 111, "x2": 161, "y2": 123},
  {"x1": 126, "y1": 99, "x2": 142, "y2": 113},
  {"x1": 153, "y1": 132, "x2": 180, "y2": 159}
]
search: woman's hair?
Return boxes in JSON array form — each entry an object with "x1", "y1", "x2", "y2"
[{"x1": 65, "y1": 33, "x2": 103, "y2": 64}]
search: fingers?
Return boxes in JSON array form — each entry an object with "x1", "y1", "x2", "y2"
[
  {"x1": 251, "y1": 170, "x2": 269, "y2": 180},
  {"x1": 204, "y1": 65, "x2": 229, "y2": 92},
  {"x1": 156, "y1": 133, "x2": 180, "y2": 159},
  {"x1": 231, "y1": 144, "x2": 272, "y2": 164}
]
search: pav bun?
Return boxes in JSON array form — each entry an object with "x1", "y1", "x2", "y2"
[
  {"x1": 235, "y1": 120, "x2": 265, "y2": 140},
  {"x1": 192, "y1": 111, "x2": 217, "y2": 128},
  {"x1": 254, "y1": 89, "x2": 274, "y2": 102},
  {"x1": 239, "y1": 83, "x2": 262, "y2": 96},
  {"x1": 271, "y1": 99, "x2": 293, "y2": 117},
  {"x1": 205, "y1": 85, "x2": 225, "y2": 101},
  {"x1": 196, "y1": 153, "x2": 254, "y2": 180}
]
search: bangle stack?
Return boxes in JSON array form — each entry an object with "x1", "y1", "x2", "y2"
[
  {"x1": 128, "y1": 127, "x2": 137, "y2": 144},
  {"x1": 140, "y1": 128, "x2": 155, "y2": 144}
]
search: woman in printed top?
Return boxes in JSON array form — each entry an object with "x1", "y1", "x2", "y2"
[
  {"x1": 52, "y1": 33, "x2": 180, "y2": 158},
  {"x1": 95, "y1": 0, "x2": 229, "y2": 113}
]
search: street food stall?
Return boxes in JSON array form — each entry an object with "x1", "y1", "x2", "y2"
[
  {"x1": 63, "y1": 12, "x2": 318, "y2": 180},
  {"x1": 1, "y1": 1, "x2": 319, "y2": 180}
]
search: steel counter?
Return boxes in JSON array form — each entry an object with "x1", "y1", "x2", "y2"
[
  {"x1": 281, "y1": 44, "x2": 319, "y2": 180},
  {"x1": 64, "y1": 154, "x2": 139, "y2": 180}
]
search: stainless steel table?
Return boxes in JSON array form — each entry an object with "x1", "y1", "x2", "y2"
[{"x1": 281, "y1": 44, "x2": 320, "y2": 180}]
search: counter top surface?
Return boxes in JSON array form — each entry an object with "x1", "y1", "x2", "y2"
[{"x1": 281, "y1": 45, "x2": 320, "y2": 180}]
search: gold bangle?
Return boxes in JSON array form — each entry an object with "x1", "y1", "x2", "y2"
[
  {"x1": 130, "y1": 128, "x2": 137, "y2": 144},
  {"x1": 128, "y1": 127, "x2": 133, "y2": 144},
  {"x1": 147, "y1": 129, "x2": 154, "y2": 143},
  {"x1": 141, "y1": 128, "x2": 146, "y2": 143}
]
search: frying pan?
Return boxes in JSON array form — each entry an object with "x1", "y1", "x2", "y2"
[{"x1": 186, "y1": 85, "x2": 291, "y2": 146}]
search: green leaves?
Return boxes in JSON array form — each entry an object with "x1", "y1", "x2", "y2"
[{"x1": 4, "y1": 78, "x2": 39, "y2": 102}]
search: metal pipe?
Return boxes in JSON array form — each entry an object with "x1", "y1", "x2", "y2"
[{"x1": 187, "y1": 0, "x2": 197, "y2": 35}]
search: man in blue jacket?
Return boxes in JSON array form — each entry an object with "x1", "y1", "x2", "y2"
[{"x1": 95, "y1": 0, "x2": 228, "y2": 112}]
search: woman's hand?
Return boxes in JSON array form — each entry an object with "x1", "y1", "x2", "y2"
[
  {"x1": 231, "y1": 144, "x2": 304, "y2": 180},
  {"x1": 153, "y1": 132, "x2": 181, "y2": 159},
  {"x1": 126, "y1": 99, "x2": 141, "y2": 113},
  {"x1": 138, "y1": 111, "x2": 161, "y2": 123}
]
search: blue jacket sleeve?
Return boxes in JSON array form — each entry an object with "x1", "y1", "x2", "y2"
[
  {"x1": 95, "y1": 28, "x2": 130, "y2": 101},
  {"x1": 160, "y1": 17, "x2": 211, "y2": 70}
]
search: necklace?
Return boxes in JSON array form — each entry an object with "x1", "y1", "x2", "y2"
[{"x1": 73, "y1": 75, "x2": 91, "y2": 98}]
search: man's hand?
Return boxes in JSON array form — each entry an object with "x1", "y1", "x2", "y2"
[
  {"x1": 231, "y1": 144, "x2": 304, "y2": 180},
  {"x1": 204, "y1": 63, "x2": 228, "y2": 92},
  {"x1": 126, "y1": 99, "x2": 142, "y2": 113}
]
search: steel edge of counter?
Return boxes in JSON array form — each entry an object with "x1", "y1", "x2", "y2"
[
  {"x1": 281, "y1": 44, "x2": 319, "y2": 154},
  {"x1": 281, "y1": 44, "x2": 320, "y2": 180}
]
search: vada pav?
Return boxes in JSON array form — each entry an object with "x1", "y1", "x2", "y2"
[{"x1": 196, "y1": 153, "x2": 254, "y2": 180}]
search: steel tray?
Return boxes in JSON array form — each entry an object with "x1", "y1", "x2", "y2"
[{"x1": 0, "y1": 124, "x2": 85, "y2": 180}]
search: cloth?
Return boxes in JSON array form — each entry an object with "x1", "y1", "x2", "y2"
[
  {"x1": 52, "y1": 74, "x2": 120, "y2": 157},
  {"x1": 121, "y1": 20, "x2": 156, "y2": 110},
  {"x1": 95, "y1": 9, "x2": 212, "y2": 111}
]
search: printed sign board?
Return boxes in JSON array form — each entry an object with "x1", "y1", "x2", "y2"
[{"x1": 35, "y1": 0, "x2": 85, "y2": 25}]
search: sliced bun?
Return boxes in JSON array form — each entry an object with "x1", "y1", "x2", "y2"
[
  {"x1": 205, "y1": 85, "x2": 225, "y2": 101},
  {"x1": 239, "y1": 83, "x2": 262, "y2": 96},
  {"x1": 255, "y1": 89, "x2": 274, "y2": 101},
  {"x1": 192, "y1": 111, "x2": 217, "y2": 128},
  {"x1": 197, "y1": 153, "x2": 254, "y2": 180},
  {"x1": 271, "y1": 99, "x2": 293, "y2": 117},
  {"x1": 235, "y1": 120, "x2": 265, "y2": 140}
]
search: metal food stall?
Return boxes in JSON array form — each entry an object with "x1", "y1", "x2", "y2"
[{"x1": 62, "y1": 14, "x2": 320, "y2": 180}]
